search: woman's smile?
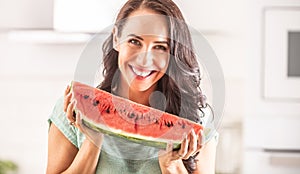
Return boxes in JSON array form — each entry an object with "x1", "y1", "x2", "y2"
[{"x1": 129, "y1": 65, "x2": 156, "y2": 78}]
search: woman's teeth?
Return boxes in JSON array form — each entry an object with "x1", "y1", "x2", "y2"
[{"x1": 131, "y1": 66, "x2": 152, "y2": 77}]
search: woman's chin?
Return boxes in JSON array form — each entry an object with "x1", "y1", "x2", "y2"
[
  {"x1": 130, "y1": 84, "x2": 153, "y2": 92},
  {"x1": 129, "y1": 81, "x2": 157, "y2": 93}
]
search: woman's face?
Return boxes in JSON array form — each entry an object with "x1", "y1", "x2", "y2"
[{"x1": 115, "y1": 9, "x2": 170, "y2": 92}]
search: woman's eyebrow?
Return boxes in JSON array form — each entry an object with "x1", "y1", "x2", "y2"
[
  {"x1": 127, "y1": 34, "x2": 169, "y2": 45},
  {"x1": 153, "y1": 41, "x2": 169, "y2": 46},
  {"x1": 128, "y1": 34, "x2": 144, "y2": 40}
]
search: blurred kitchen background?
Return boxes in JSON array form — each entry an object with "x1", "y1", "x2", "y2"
[{"x1": 0, "y1": 0, "x2": 300, "y2": 173}]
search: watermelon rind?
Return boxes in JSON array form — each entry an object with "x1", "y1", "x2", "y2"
[{"x1": 81, "y1": 117, "x2": 181, "y2": 150}]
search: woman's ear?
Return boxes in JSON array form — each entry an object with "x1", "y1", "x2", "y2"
[{"x1": 112, "y1": 26, "x2": 119, "y2": 51}]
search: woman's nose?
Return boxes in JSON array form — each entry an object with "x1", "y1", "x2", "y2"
[{"x1": 136, "y1": 50, "x2": 154, "y2": 67}]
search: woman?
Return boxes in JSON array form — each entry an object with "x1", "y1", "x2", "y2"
[{"x1": 47, "y1": 0, "x2": 217, "y2": 173}]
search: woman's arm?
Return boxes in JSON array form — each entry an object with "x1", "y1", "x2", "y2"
[
  {"x1": 47, "y1": 124, "x2": 102, "y2": 174},
  {"x1": 193, "y1": 137, "x2": 217, "y2": 174}
]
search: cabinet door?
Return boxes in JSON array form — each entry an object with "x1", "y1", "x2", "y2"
[
  {"x1": 264, "y1": 7, "x2": 300, "y2": 100},
  {"x1": 0, "y1": 0, "x2": 52, "y2": 28}
]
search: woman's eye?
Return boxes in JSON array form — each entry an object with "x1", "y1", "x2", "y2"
[
  {"x1": 128, "y1": 39, "x2": 141, "y2": 46},
  {"x1": 154, "y1": 45, "x2": 167, "y2": 51}
]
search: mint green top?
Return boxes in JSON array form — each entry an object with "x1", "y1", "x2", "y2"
[{"x1": 48, "y1": 97, "x2": 218, "y2": 173}]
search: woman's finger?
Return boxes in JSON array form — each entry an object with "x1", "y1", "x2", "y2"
[
  {"x1": 75, "y1": 111, "x2": 90, "y2": 135},
  {"x1": 64, "y1": 85, "x2": 70, "y2": 97},
  {"x1": 166, "y1": 141, "x2": 173, "y2": 153},
  {"x1": 66, "y1": 101, "x2": 76, "y2": 124},
  {"x1": 197, "y1": 130, "x2": 205, "y2": 150},
  {"x1": 177, "y1": 133, "x2": 189, "y2": 159},
  {"x1": 198, "y1": 130, "x2": 205, "y2": 149},
  {"x1": 183, "y1": 129, "x2": 197, "y2": 159},
  {"x1": 64, "y1": 92, "x2": 72, "y2": 112},
  {"x1": 158, "y1": 141, "x2": 172, "y2": 163},
  {"x1": 192, "y1": 129, "x2": 205, "y2": 156},
  {"x1": 75, "y1": 111, "x2": 84, "y2": 132},
  {"x1": 76, "y1": 112, "x2": 104, "y2": 147}
]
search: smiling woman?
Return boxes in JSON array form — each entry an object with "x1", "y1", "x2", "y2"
[{"x1": 47, "y1": 0, "x2": 218, "y2": 174}]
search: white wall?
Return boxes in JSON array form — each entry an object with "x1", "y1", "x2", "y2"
[{"x1": 0, "y1": 32, "x2": 85, "y2": 173}]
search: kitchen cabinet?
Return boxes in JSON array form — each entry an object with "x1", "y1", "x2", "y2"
[
  {"x1": 243, "y1": 151, "x2": 300, "y2": 174},
  {"x1": 243, "y1": 1, "x2": 300, "y2": 174}
]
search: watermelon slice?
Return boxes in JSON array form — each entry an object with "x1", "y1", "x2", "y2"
[{"x1": 71, "y1": 81, "x2": 203, "y2": 149}]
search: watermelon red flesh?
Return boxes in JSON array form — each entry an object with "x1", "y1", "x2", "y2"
[{"x1": 71, "y1": 81, "x2": 203, "y2": 149}]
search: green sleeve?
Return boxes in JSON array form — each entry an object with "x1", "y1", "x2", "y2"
[{"x1": 48, "y1": 96, "x2": 85, "y2": 148}]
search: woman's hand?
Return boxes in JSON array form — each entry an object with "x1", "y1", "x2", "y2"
[
  {"x1": 63, "y1": 85, "x2": 104, "y2": 147},
  {"x1": 158, "y1": 129, "x2": 205, "y2": 174}
]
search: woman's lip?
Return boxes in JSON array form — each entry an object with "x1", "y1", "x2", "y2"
[
  {"x1": 129, "y1": 65, "x2": 153, "y2": 72},
  {"x1": 129, "y1": 65, "x2": 156, "y2": 78}
]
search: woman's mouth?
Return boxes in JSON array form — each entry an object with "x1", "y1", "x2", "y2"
[{"x1": 129, "y1": 65, "x2": 155, "y2": 78}]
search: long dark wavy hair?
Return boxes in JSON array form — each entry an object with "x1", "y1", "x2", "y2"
[{"x1": 97, "y1": 0, "x2": 207, "y2": 173}]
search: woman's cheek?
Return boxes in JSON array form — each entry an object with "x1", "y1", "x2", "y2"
[
  {"x1": 118, "y1": 48, "x2": 132, "y2": 65},
  {"x1": 156, "y1": 55, "x2": 169, "y2": 71}
]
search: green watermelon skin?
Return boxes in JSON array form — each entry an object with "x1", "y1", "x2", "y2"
[{"x1": 71, "y1": 81, "x2": 203, "y2": 149}]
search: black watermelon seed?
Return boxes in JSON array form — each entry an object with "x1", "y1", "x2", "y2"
[
  {"x1": 106, "y1": 108, "x2": 110, "y2": 113},
  {"x1": 83, "y1": 95, "x2": 89, "y2": 99},
  {"x1": 166, "y1": 122, "x2": 171, "y2": 127},
  {"x1": 93, "y1": 100, "x2": 100, "y2": 106},
  {"x1": 130, "y1": 113, "x2": 135, "y2": 118},
  {"x1": 165, "y1": 121, "x2": 173, "y2": 127},
  {"x1": 182, "y1": 124, "x2": 186, "y2": 129},
  {"x1": 127, "y1": 113, "x2": 135, "y2": 118},
  {"x1": 155, "y1": 119, "x2": 159, "y2": 124}
]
